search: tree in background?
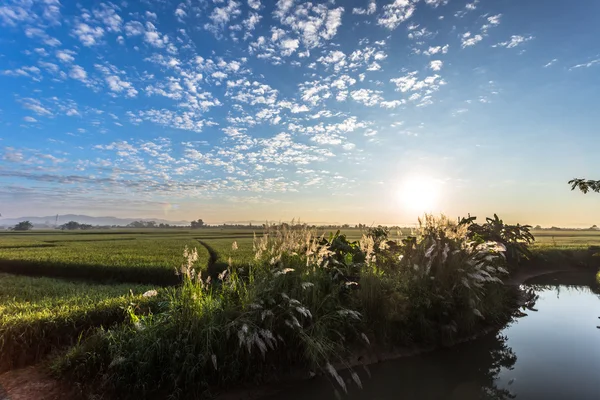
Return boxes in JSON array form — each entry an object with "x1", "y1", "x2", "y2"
[
  {"x1": 60, "y1": 221, "x2": 93, "y2": 230},
  {"x1": 190, "y1": 219, "x2": 205, "y2": 229},
  {"x1": 12, "y1": 221, "x2": 33, "y2": 231},
  {"x1": 569, "y1": 179, "x2": 600, "y2": 194}
]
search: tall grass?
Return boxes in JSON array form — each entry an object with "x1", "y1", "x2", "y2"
[{"x1": 54, "y1": 215, "x2": 517, "y2": 399}]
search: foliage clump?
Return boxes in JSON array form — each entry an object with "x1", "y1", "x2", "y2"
[{"x1": 55, "y1": 215, "x2": 521, "y2": 399}]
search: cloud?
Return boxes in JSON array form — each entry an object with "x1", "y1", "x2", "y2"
[
  {"x1": 423, "y1": 44, "x2": 449, "y2": 56},
  {"x1": 69, "y1": 65, "x2": 88, "y2": 82},
  {"x1": 350, "y1": 89, "x2": 383, "y2": 106},
  {"x1": 124, "y1": 21, "x2": 144, "y2": 36},
  {"x1": 24, "y1": 27, "x2": 61, "y2": 46},
  {"x1": 461, "y1": 32, "x2": 483, "y2": 47},
  {"x1": 144, "y1": 22, "x2": 168, "y2": 47},
  {"x1": 380, "y1": 100, "x2": 404, "y2": 108},
  {"x1": 570, "y1": 59, "x2": 600, "y2": 70},
  {"x1": 274, "y1": 2, "x2": 344, "y2": 49},
  {"x1": 353, "y1": 0, "x2": 376, "y2": 15},
  {"x1": 93, "y1": 3, "x2": 123, "y2": 32},
  {"x1": 429, "y1": 60, "x2": 443, "y2": 71},
  {"x1": 56, "y1": 50, "x2": 75, "y2": 63},
  {"x1": 23, "y1": 116, "x2": 37, "y2": 122},
  {"x1": 21, "y1": 98, "x2": 53, "y2": 116},
  {"x1": 105, "y1": 75, "x2": 138, "y2": 97},
  {"x1": 543, "y1": 58, "x2": 558, "y2": 68},
  {"x1": 248, "y1": 0, "x2": 261, "y2": 10},
  {"x1": 378, "y1": 0, "x2": 416, "y2": 30},
  {"x1": 493, "y1": 35, "x2": 534, "y2": 49},
  {"x1": 73, "y1": 23, "x2": 104, "y2": 46},
  {"x1": 481, "y1": 13, "x2": 502, "y2": 33},
  {"x1": 205, "y1": 0, "x2": 241, "y2": 35}
]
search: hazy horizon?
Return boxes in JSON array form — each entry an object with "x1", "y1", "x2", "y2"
[{"x1": 1, "y1": 0, "x2": 599, "y2": 227}]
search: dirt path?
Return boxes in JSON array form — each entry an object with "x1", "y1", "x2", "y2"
[{"x1": 0, "y1": 366, "x2": 73, "y2": 400}]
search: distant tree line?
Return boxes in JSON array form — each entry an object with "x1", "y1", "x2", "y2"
[{"x1": 60, "y1": 221, "x2": 93, "y2": 230}]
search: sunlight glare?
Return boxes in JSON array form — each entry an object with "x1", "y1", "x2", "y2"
[{"x1": 398, "y1": 176, "x2": 441, "y2": 214}]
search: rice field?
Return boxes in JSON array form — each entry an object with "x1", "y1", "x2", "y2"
[{"x1": 0, "y1": 273, "x2": 160, "y2": 372}]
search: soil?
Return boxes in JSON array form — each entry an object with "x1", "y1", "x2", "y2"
[{"x1": 0, "y1": 366, "x2": 74, "y2": 400}]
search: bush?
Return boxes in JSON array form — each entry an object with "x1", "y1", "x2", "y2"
[{"x1": 55, "y1": 216, "x2": 517, "y2": 399}]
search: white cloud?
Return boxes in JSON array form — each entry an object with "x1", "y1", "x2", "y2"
[
  {"x1": 23, "y1": 116, "x2": 37, "y2": 122},
  {"x1": 570, "y1": 59, "x2": 600, "y2": 70},
  {"x1": 248, "y1": 0, "x2": 261, "y2": 10},
  {"x1": 274, "y1": 2, "x2": 344, "y2": 49},
  {"x1": 105, "y1": 75, "x2": 138, "y2": 97},
  {"x1": 543, "y1": 58, "x2": 558, "y2": 68},
  {"x1": 350, "y1": 89, "x2": 383, "y2": 106},
  {"x1": 461, "y1": 32, "x2": 483, "y2": 48},
  {"x1": 493, "y1": 35, "x2": 534, "y2": 49},
  {"x1": 93, "y1": 3, "x2": 122, "y2": 32},
  {"x1": 124, "y1": 21, "x2": 144, "y2": 36},
  {"x1": 423, "y1": 44, "x2": 449, "y2": 56},
  {"x1": 56, "y1": 50, "x2": 75, "y2": 63},
  {"x1": 380, "y1": 100, "x2": 404, "y2": 108},
  {"x1": 353, "y1": 0, "x2": 376, "y2": 15},
  {"x1": 279, "y1": 38, "x2": 300, "y2": 56},
  {"x1": 144, "y1": 22, "x2": 167, "y2": 48},
  {"x1": 424, "y1": 0, "x2": 448, "y2": 7},
  {"x1": 429, "y1": 60, "x2": 443, "y2": 71},
  {"x1": 21, "y1": 98, "x2": 53, "y2": 116},
  {"x1": 481, "y1": 13, "x2": 502, "y2": 33},
  {"x1": 69, "y1": 65, "x2": 88, "y2": 82},
  {"x1": 73, "y1": 23, "x2": 105, "y2": 46},
  {"x1": 205, "y1": 0, "x2": 241, "y2": 34},
  {"x1": 378, "y1": 0, "x2": 416, "y2": 30}
]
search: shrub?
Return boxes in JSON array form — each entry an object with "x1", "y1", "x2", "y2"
[
  {"x1": 459, "y1": 214, "x2": 535, "y2": 265},
  {"x1": 55, "y1": 216, "x2": 516, "y2": 399}
]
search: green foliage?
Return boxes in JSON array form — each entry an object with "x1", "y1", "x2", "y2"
[
  {"x1": 569, "y1": 178, "x2": 600, "y2": 194},
  {"x1": 56, "y1": 217, "x2": 516, "y2": 399},
  {"x1": 11, "y1": 221, "x2": 33, "y2": 231},
  {"x1": 459, "y1": 214, "x2": 535, "y2": 264},
  {"x1": 0, "y1": 273, "x2": 159, "y2": 372}
]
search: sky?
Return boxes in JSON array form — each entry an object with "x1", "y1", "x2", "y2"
[{"x1": 1, "y1": 0, "x2": 599, "y2": 226}]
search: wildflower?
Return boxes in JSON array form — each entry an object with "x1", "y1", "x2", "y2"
[
  {"x1": 301, "y1": 282, "x2": 314, "y2": 290},
  {"x1": 142, "y1": 289, "x2": 158, "y2": 298},
  {"x1": 231, "y1": 241, "x2": 238, "y2": 251}
]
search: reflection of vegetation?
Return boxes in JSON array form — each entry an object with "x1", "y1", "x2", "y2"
[
  {"x1": 527, "y1": 270, "x2": 600, "y2": 296},
  {"x1": 466, "y1": 332, "x2": 518, "y2": 400}
]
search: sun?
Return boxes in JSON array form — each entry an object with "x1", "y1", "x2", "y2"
[{"x1": 398, "y1": 176, "x2": 441, "y2": 214}]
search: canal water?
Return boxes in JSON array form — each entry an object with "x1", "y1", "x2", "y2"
[{"x1": 265, "y1": 270, "x2": 600, "y2": 400}]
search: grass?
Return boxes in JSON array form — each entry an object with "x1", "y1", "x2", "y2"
[{"x1": 0, "y1": 273, "x2": 161, "y2": 372}]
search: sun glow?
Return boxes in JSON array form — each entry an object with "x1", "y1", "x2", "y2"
[{"x1": 398, "y1": 176, "x2": 441, "y2": 214}]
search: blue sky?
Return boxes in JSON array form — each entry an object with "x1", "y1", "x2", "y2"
[{"x1": 1, "y1": 0, "x2": 599, "y2": 226}]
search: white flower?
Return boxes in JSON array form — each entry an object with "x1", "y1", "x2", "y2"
[{"x1": 142, "y1": 289, "x2": 158, "y2": 298}]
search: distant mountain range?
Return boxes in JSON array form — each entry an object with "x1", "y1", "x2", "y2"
[{"x1": 0, "y1": 214, "x2": 190, "y2": 227}]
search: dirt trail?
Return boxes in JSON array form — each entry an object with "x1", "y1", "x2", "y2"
[{"x1": 0, "y1": 366, "x2": 73, "y2": 400}]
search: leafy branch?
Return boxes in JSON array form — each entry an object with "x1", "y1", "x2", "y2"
[{"x1": 569, "y1": 179, "x2": 600, "y2": 194}]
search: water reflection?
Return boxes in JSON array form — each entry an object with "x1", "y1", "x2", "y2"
[{"x1": 264, "y1": 270, "x2": 600, "y2": 400}]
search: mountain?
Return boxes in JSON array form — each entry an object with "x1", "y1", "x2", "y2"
[{"x1": 0, "y1": 214, "x2": 189, "y2": 227}]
